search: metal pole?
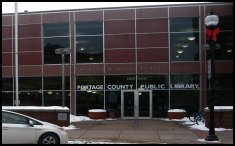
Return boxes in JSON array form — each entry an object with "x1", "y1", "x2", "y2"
[
  {"x1": 62, "y1": 53, "x2": 65, "y2": 107},
  {"x1": 15, "y1": 2, "x2": 19, "y2": 106},
  {"x1": 205, "y1": 43, "x2": 218, "y2": 141}
]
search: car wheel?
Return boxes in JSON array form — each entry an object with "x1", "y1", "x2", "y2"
[{"x1": 38, "y1": 133, "x2": 59, "y2": 144}]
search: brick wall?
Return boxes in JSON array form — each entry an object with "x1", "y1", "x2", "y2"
[{"x1": 205, "y1": 109, "x2": 233, "y2": 129}]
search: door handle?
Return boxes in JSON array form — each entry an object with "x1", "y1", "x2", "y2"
[{"x1": 2, "y1": 127, "x2": 9, "y2": 130}]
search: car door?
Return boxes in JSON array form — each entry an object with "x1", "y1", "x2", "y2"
[{"x1": 2, "y1": 111, "x2": 37, "y2": 144}]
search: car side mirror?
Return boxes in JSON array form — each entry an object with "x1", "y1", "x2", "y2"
[{"x1": 29, "y1": 120, "x2": 34, "y2": 127}]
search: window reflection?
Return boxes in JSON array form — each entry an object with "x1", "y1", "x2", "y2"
[
  {"x1": 76, "y1": 36, "x2": 103, "y2": 63},
  {"x1": 43, "y1": 23, "x2": 69, "y2": 37},
  {"x1": 76, "y1": 21, "x2": 103, "y2": 35},
  {"x1": 170, "y1": 17, "x2": 199, "y2": 32},
  {"x1": 76, "y1": 21, "x2": 103, "y2": 63},
  {"x1": 44, "y1": 37, "x2": 70, "y2": 64},
  {"x1": 43, "y1": 23, "x2": 70, "y2": 64}
]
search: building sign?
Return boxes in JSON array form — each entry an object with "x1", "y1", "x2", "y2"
[
  {"x1": 77, "y1": 85, "x2": 104, "y2": 90},
  {"x1": 77, "y1": 84, "x2": 200, "y2": 90},
  {"x1": 170, "y1": 84, "x2": 199, "y2": 89},
  {"x1": 140, "y1": 84, "x2": 165, "y2": 89},
  {"x1": 107, "y1": 85, "x2": 134, "y2": 90}
]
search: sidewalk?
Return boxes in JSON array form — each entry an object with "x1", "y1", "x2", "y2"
[{"x1": 66, "y1": 119, "x2": 233, "y2": 144}]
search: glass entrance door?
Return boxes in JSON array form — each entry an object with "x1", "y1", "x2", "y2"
[{"x1": 121, "y1": 90, "x2": 152, "y2": 119}]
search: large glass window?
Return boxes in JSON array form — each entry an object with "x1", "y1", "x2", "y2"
[
  {"x1": 76, "y1": 21, "x2": 103, "y2": 63},
  {"x1": 170, "y1": 74, "x2": 200, "y2": 113},
  {"x1": 43, "y1": 23, "x2": 70, "y2": 64},
  {"x1": 170, "y1": 90, "x2": 200, "y2": 113},
  {"x1": 43, "y1": 76, "x2": 70, "y2": 108},
  {"x1": 170, "y1": 17, "x2": 199, "y2": 61},
  {"x1": 152, "y1": 90, "x2": 169, "y2": 118},
  {"x1": 76, "y1": 76, "x2": 104, "y2": 116}
]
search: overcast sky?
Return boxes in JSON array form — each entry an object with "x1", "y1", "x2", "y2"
[{"x1": 2, "y1": 2, "x2": 211, "y2": 14}]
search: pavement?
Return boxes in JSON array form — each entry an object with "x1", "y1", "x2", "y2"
[{"x1": 65, "y1": 118, "x2": 233, "y2": 144}]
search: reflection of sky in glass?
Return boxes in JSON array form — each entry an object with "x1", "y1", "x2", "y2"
[
  {"x1": 43, "y1": 23, "x2": 70, "y2": 37},
  {"x1": 170, "y1": 17, "x2": 199, "y2": 32},
  {"x1": 44, "y1": 37, "x2": 70, "y2": 48},
  {"x1": 76, "y1": 21, "x2": 103, "y2": 35}
]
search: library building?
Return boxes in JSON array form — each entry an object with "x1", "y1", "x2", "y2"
[{"x1": 2, "y1": 2, "x2": 233, "y2": 119}]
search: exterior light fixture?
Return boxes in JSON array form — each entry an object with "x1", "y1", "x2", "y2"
[
  {"x1": 55, "y1": 48, "x2": 70, "y2": 107},
  {"x1": 204, "y1": 9, "x2": 220, "y2": 142},
  {"x1": 176, "y1": 55, "x2": 179, "y2": 58}
]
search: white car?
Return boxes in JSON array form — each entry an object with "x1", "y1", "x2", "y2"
[{"x1": 2, "y1": 110, "x2": 68, "y2": 144}]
